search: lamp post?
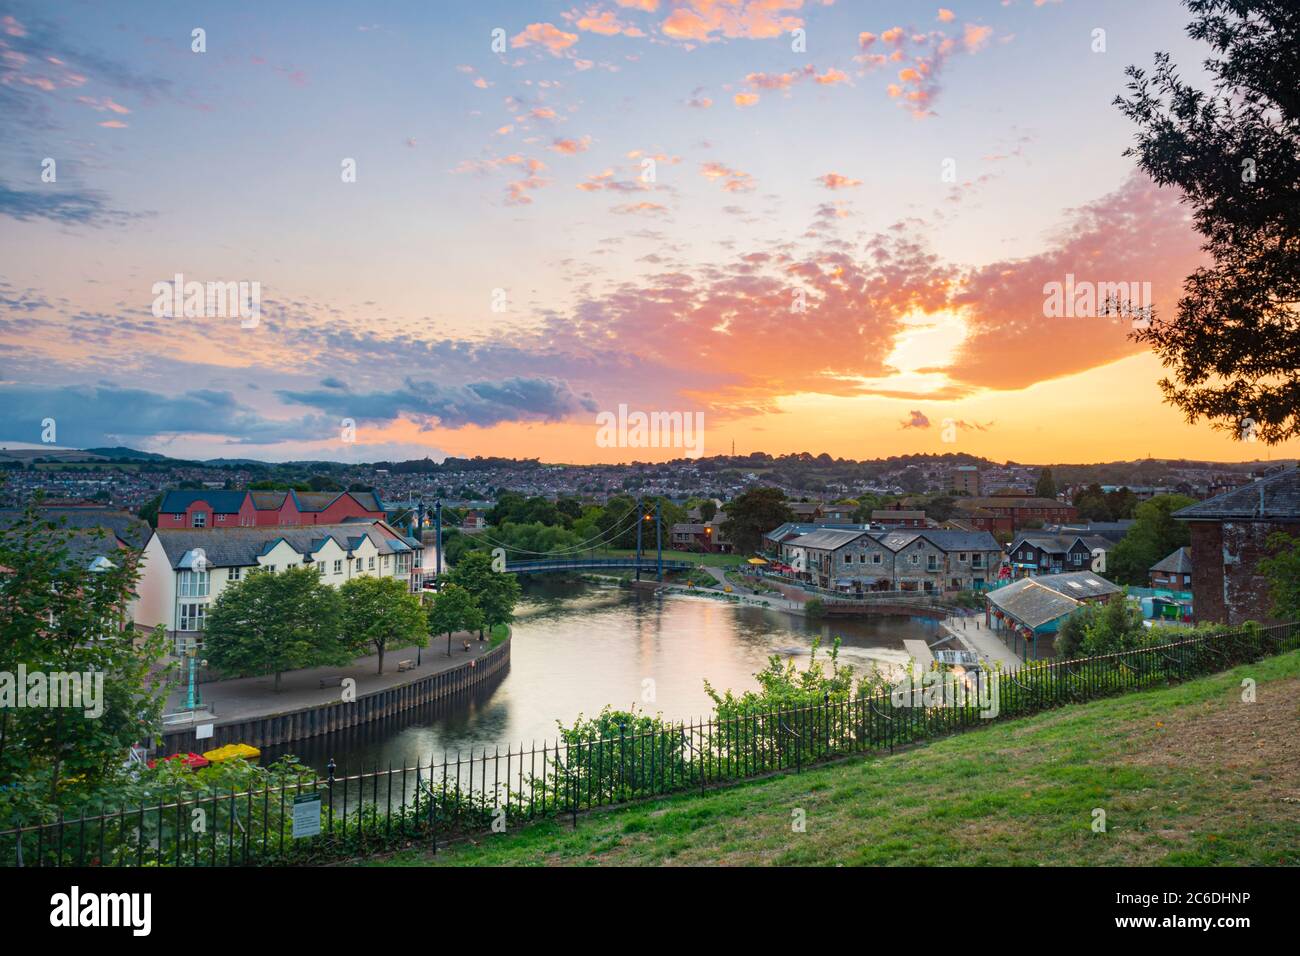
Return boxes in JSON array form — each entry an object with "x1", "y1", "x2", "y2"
[{"x1": 185, "y1": 647, "x2": 206, "y2": 711}]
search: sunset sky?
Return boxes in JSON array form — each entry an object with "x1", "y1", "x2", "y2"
[{"x1": 2, "y1": 0, "x2": 1295, "y2": 465}]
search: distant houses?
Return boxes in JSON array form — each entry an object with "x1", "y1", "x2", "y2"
[
  {"x1": 1006, "y1": 530, "x2": 1114, "y2": 578},
  {"x1": 1174, "y1": 468, "x2": 1300, "y2": 625},
  {"x1": 1149, "y1": 547, "x2": 1192, "y2": 591},
  {"x1": 871, "y1": 509, "x2": 925, "y2": 528},
  {"x1": 670, "y1": 519, "x2": 731, "y2": 553},
  {"x1": 950, "y1": 495, "x2": 1077, "y2": 535}
]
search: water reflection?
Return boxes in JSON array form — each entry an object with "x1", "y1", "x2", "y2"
[{"x1": 265, "y1": 578, "x2": 943, "y2": 774}]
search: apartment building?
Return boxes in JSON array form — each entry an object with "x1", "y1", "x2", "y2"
[
  {"x1": 131, "y1": 519, "x2": 426, "y2": 652},
  {"x1": 156, "y1": 489, "x2": 386, "y2": 529},
  {"x1": 781, "y1": 527, "x2": 1001, "y2": 593}
]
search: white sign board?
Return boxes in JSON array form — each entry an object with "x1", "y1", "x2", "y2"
[
  {"x1": 195, "y1": 723, "x2": 214, "y2": 740},
  {"x1": 292, "y1": 794, "x2": 322, "y2": 839}
]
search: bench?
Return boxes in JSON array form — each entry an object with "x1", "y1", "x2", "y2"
[
  {"x1": 318, "y1": 675, "x2": 345, "y2": 689},
  {"x1": 396, "y1": 659, "x2": 416, "y2": 673}
]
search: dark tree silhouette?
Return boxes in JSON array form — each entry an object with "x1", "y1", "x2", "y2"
[{"x1": 1116, "y1": 0, "x2": 1300, "y2": 444}]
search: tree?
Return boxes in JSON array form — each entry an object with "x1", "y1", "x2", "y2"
[
  {"x1": 1035, "y1": 468, "x2": 1057, "y2": 500},
  {"x1": 699, "y1": 500, "x2": 717, "y2": 522},
  {"x1": 339, "y1": 575, "x2": 428, "y2": 674},
  {"x1": 426, "y1": 583, "x2": 482, "y2": 657},
  {"x1": 0, "y1": 500, "x2": 170, "y2": 798},
  {"x1": 447, "y1": 551, "x2": 520, "y2": 639},
  {"x1": 204, "y1": 566, "x2": 348, "y2": 690},
  {"x1": 720, "y1": 487, "x2": 795, "y2": 554},
  {"x1": 1259, "y1": 532, "x2": 1300, "y2": 622},
  {"x1": 1108, "y1": 494, "x2": 1196, "y2": 585},
  {"x1": 138, "y1": 493, "x2": 162, "y2": 529},
  {"x1": 1117, "y1": 1, "x2": 1300, "y2": 443}
]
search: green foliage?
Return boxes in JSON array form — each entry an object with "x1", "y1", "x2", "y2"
[
  {"x1": 803, "y1": 597, "x2": 825, "y2": 619},
  {"x1": 447, "y1": 550, "x2": 522, "y2": 637},
  {"x1": 0, "y1": 498, "x2": 171, "y2": 800},
  {"x1": 719, "y1": 486, "x2": 794, "y2": 554},
  {"x1": 1259, "y1": 532, "x2": 1300, "y2": 622},
  {"x1": 426, "y1": 583, "x2": 483, "y2": 655},
  {"x1": 1108, "y1": 494, "x2": 1196, "y2": 585},
  {"x1": 1054, "y1": 597, "x2": 1147, "y2": 659},
  {"x1": 340, "y1": 575, "x2": 428, "y2": 674},
  {"x1": 203, "y1": 565, "x2": 349, "y2": 690},
  {"x1": 1035, "y1": 468, "x2": 1057, "y2": 499}
]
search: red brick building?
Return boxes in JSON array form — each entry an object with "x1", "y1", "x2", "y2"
[
  {"x1": 1175, "y1": 469, "x2": 1300, "y2": 625},
  {"x1": 157, "y1": 489, "x2": 386, "y2": 529},
  {"x1": 952, "y1": 496, "x2": 1075, "y2": 534}
]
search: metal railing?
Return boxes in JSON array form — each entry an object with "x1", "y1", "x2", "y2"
[{"x1": 1, "y1": 620, "x2": 1293, "y2": 867}]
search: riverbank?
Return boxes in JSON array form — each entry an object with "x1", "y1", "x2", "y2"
[
  {"x1": 370, "y1": 646, "x2": 1300, "y2": 867},
  {"x1": 159, "y1": 627, "x2": 510, "y2": 752}
]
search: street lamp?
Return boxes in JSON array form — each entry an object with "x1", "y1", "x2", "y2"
[{"x1": 185, "y1": 647, "x2": 207, "y2": 711}]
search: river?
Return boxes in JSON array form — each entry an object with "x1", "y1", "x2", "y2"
[{"x1": 265, "y1": 579, "x2": 944, "y2": 773}]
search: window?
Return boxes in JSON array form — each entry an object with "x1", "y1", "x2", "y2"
[
  {"x1": 334, "y1": 560, "x2": 343, "y2": 574},
  {"x1": 318, "y1": 562, "x2": 326, "y2": 575},
  {"x1": 368, "y1": 556, "x2": 375, "y2": 571},
  {"x1": 191, "y1": 512, "x2": 206, "y2": 528},
  {"x1": 228, "y1": 566, "x2": 241, "y2": 582},
  {"x1": 872, "y1": 553, "x2": 882, "y2": 565},
  {"x1": 910, "y1": 554, "x2": 919, "y2": 566},
  {"x1": 179, "y1": 602, "x2": 206, "y2": 631},
  {"x1": 927, "y1": 555, "x2": 939, "y2": 571},
  {"x1": 356, "y1": 558, "x2": 364, "y2": 572},
  {"x1": 173, "y1": 514, "x2": 184, "y2": 521},
  {"x1": 382, "y1": 555, "x2": 389, "y2": 569},
  {"x1": 216, "y1": 514, "x2": 226, "y2": 523},
  {"x1": 266, "y1": 564, "x2": 276, "y2": 573},
  {"x1": 958, "y1": 552, "x2": 968, "y2": 563},
  {"x1": 178, "y1": 570, "x2": 209, "y2": 597}
]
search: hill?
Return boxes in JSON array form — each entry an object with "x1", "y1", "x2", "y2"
[{"x1": 372, "y1": 649, "x2": 1300, "y2": 867}]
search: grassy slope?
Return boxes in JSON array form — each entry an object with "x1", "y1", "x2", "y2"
[{"x1": 372, "y1": 650, "x2": 1300, "y2": 867}]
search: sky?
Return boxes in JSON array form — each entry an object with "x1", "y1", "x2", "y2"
[{"x1": 1, "y1": 0, "x2": 1294, "y2": 465}]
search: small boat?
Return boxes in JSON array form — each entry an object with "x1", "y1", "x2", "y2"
[
  {"x1": 201, "y1": 743, "x2": 261, "y2": 763},
  {"x1": 148, "y1": 752, "x2": 211, "y2": 770}
]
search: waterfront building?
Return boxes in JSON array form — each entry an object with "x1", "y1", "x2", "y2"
[{"x1": 156, "y1": 489, "x2": 386, "y2": 529}]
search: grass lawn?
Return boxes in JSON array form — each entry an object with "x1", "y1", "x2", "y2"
[
  {"x1": 368, "y1": 649, "x2": 1300, "y2": 867},
  {"x1": 598, "y1": 547, "x2": 747, "y2": 568}
]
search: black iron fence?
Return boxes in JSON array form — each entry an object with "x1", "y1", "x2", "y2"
[{"x1": 2, "y1": 620, "x2": 1294, "y2": 867}]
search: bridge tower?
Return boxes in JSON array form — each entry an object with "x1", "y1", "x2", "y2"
[{"x1": 656, "y1": 498, "x2": 663, "y2": 581}]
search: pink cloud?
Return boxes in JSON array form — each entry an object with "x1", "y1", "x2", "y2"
[{"x1": 511, "y1": 23, "x2": 580, "y2": 55}]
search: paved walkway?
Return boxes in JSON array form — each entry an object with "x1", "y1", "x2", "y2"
[
  {"x1": 168, "y1": 629, "x2": 496, "y2": 725},
  {"x1": 938, "y1": 612, "x2": 1021, "y2": 669}
]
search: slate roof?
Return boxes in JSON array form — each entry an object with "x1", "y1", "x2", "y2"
[
  {"x1": 1173, "y1": 468, "x2": 1300, "y2": 521},
  {"x1": 786, "y1": 528, "x2": 870, "y2": 551},
  {"x1": 159, "y1": 490, "x2": 248, "y2": 514},
  {"x1": 152, "y1": 520, "x2": 421, "y2": 570},
  {"x1": 1151, "y1": 546, "x2": 1193, "y2": 574},
  {"x1": 872, "y1": 510, "x2": 925, "y2": 521},
  {"x1": 877, "y1": 529, "x2": 1001, "y2": 553},
  {"x1": 250, "y1": 491, "x2": 289, "y2": 509},
  {"x1": 1030, "y1": 570, "x2": 1122, "y2": 601},
  {"x1": 988, "y1": 579, "x2": 1082, "y2": 629},
  {"x1": 0, "y1": 508, "x2": 150, "y2": 551}
]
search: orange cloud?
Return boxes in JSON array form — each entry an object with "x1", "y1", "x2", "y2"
[
  {"x1": 937, "y1": 8, "x2": 955, "y2": 23},
  {"x1": 660, "y1": 0, "x2": 812, "y2": 43},
  {"x1": 550, "y1": 135, "x2": 593, "y2": 154},
  {"x1": 733, "y1": 91, "x2": 760, "y2": 107},
  {"x1": 511, "y1": 22, "x2": 579, "y2": 55},
  {"x1": 817, "y1": 172, "x2": 862, "y2": 190}
]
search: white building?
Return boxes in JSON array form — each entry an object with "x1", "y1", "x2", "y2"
[{"x1": 131, "y1": 519, "x2": 427, "y2": 653}]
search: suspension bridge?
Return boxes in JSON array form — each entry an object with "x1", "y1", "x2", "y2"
[{"x1": 400, "y1": 495, "x2": 693, "y2": 585}]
